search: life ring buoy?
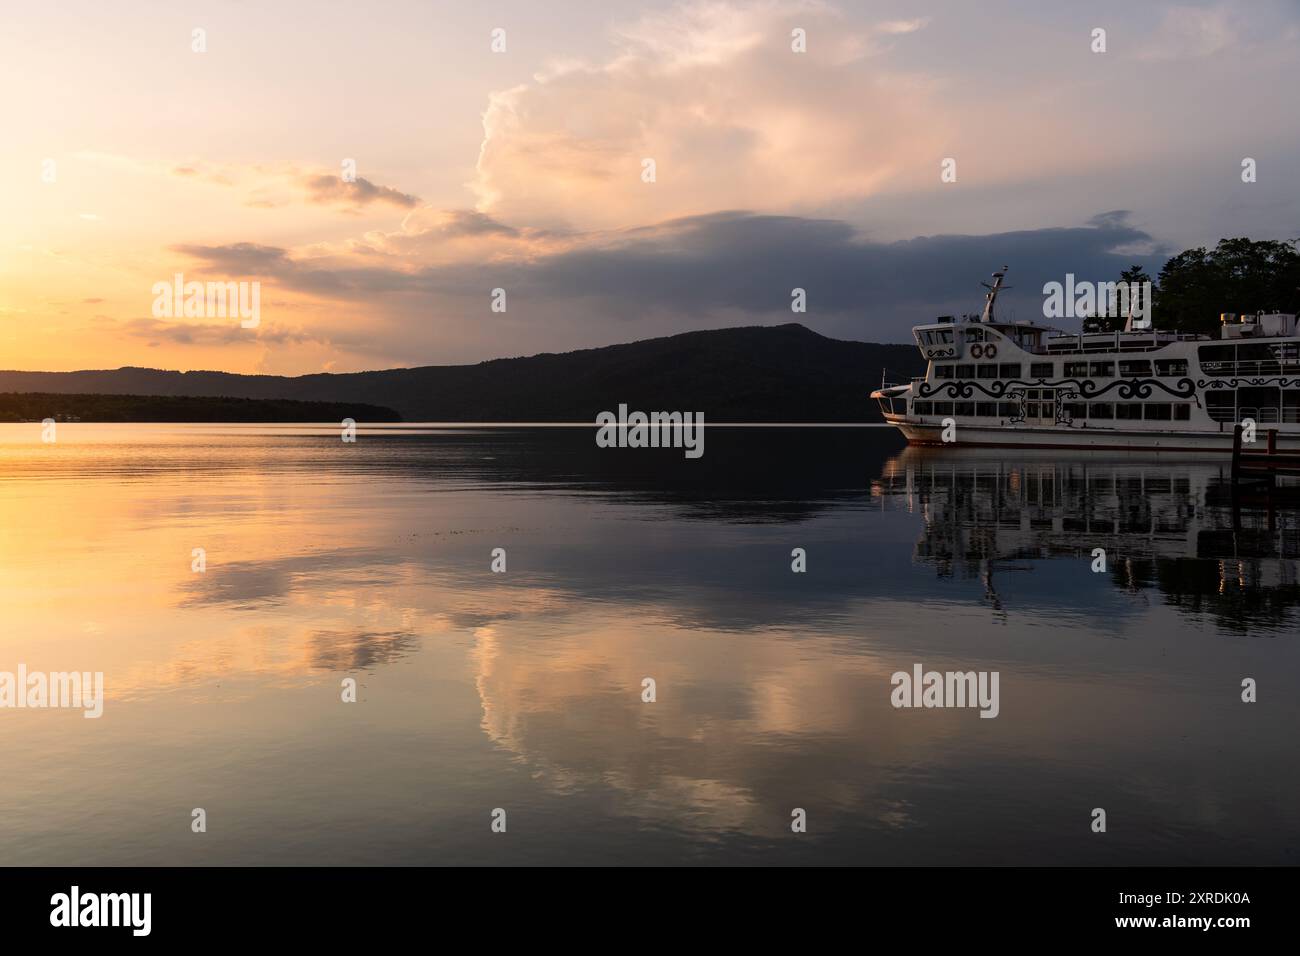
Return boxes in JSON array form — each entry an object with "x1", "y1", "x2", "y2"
[
  {"x1": 985, "y1": 343, "x2": 997, "y2": 359},
  {"x1": 970, "y1": 343, "x2": 984, "y2": 358}
]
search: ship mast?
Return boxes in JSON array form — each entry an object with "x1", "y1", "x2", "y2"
[
  {"x1": 979, "y1": 267, "x2": 1010, "y2": 323},
  {"x1": 1122, "y1": 283, "x2": 1151, "y2": 332}
]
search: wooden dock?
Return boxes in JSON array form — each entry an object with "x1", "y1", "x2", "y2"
[
  {"x1": 1231, "y1": 424, "x2": 1300, "y2": 485},
  {"x1": 1226, "y1": 425, "x2": 1300, "y2": 528}
]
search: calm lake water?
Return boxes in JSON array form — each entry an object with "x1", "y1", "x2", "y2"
[{"x1": 1, "y1": 423, "x2": 1296, "y2": 865}]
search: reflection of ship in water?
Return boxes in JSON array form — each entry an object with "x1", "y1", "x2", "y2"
[{"x1": 871, "y1": 446, "x2": 1300, "y2": 629}]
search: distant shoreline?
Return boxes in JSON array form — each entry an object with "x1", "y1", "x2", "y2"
[{"x1": 0, "y1": 392, "x2": 401, "y2": 424}]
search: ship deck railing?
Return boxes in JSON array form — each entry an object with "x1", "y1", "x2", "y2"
[
  {"x1": 1238, "y1": 407, "x2": 1300, "y2": 425},
  {"x1": 1034, "y1": 332, "x2": 1207, "y2": 356},
  {"x1": 1200, "y1": 361, "x2": 1300, "y2": 377}
]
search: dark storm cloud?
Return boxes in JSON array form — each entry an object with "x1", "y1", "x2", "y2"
[
  {"x1": 513, "y1": 210, "x2": 1170, "y2": 339},
  {"x1": 118, "y1": 317, "x2": 321, "y2": 346},
  {"x1": 172, "y1": 211, "x2": 1172, "y2": 345},
  {"x1": 171, "y1": 242, "x2": 412, "y2": 297}
]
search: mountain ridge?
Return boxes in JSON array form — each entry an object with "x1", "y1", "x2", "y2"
[{"x1": 0, "y1": 324, "x2": 922, "y2": 423}]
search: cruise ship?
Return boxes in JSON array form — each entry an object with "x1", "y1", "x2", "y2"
[{"x1": 871, "y1": 269, "x2": 1300, "y2": 450}]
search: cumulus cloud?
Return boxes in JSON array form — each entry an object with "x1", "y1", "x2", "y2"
[{"x1": 472, "y1": 0, "x2": 944, "y2": 229}]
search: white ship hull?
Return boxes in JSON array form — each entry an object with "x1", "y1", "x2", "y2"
[{"x1": 888, "y1": 417, "x2": 1300, "y2": 452}]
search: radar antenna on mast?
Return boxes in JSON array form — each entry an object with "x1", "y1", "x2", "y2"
[{"x1": 979, "y1": 267, "x2": 1011, "y2": 323}]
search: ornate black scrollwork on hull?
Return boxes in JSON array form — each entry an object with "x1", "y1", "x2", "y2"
[
  {"x1": 1055, "y1": 388, "x2": 1079, "y2": 425},
  {"x1": 1006, "y1": 388, "x2": 1026, "y2": 425},
  {"x1": 1196, "y1": 376, "x2": 1300, "y2": 390},
  {"x1": 922, "y1": 380, "x2": 981, "y2": 399},
  {"x1": 917, "y1": 376, "x2": 1199, "y2": 402}
]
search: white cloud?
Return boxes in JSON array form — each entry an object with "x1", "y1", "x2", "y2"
[
  {"x1": 471, "y1": 0, "x2": 941, "y2": 230},
  {"x1": 874, "y1": 18, "x2": 930, "y2": 36}
]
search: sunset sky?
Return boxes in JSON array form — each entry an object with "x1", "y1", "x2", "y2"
[{"x1": 2, "y1": 0, "x2": 1298, "y2": 374}]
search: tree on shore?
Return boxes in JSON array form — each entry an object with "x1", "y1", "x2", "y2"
[
  {"x1": 1155, "y1": 238, "x2": 1300, "y2": 335},
  {"x1": 1077, "y1": 239, "x2": 1299, "y2": 334},
  {"x1": 1081, "y1": 265, "x2": 1153, "y2": 333}
]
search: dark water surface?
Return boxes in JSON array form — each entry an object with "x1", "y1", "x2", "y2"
[{"x1": 1, "y1": 424, "x2": 1296, "y2": 865}]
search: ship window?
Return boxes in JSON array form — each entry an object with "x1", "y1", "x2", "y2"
[
  {"x1": 1063, "y1": 362, "x2": 1089, "y2": 377},
  {"x1": 955, "y1": 364, "x2": 975, "y2": 378},
  {"x1": 1089, "y1": 361, "x2": 1115, "y2": 377},
  {"x1": 934, "y1": 402, "x2": 954, "y2": 416},
  {"x1": 954, "y1": 402, "x2": 975, "y2": 417},
  {"x1": 1205, "y1": 392, "x2": 1236, "y2": 423},
  {"x1": 1064, "y1": 403, "x2": 1088, "y2": 419},
  {"x1": 1238, "y1": 349, "x2": 1284, "y2": 375},
  {"x1": 1174, "y1": 404, "x2": 1190, "y2": 421},
  {"x1": 976, "y1": 402, "x2": 997, "y2": 417},
  {"x1": 977, "y1": 364, "x2": 998, "y2": 379},
  {"x1": 914, "y1": 401, "x2": 933, "y2": 415},
  {"x1": 934, "y1": 364, "x2": 954, "y2": 379},
  {"x1": 998, "y1": 401, "x2": 1019, "y2": 416},
  {"x1": 998, "y1": 363, "x2": 1021, "y2": 378},
  {"x1": 1026, "y1": 403, "x2": 1040, "y2": 417},
  {"x1": 964, "y1": 328, "x2": 985, "y2": 342},
  {"x1": 1119, "y1": 360, "x2": 1152, "y2": 377},
  {"x1": 938, "y1": 329, "x2": 954, "y2": 344},
  {"x1": 1143, "y1": 403, "x2": 1172, "y2": 420},
  {"x1": 1089, "y1": 403, "x2": 1114, "y2": 419},
  {"x1": 1155, "y1": 359, "x2": 1188, "y2": 376},
  {"x1": 1030, "y1": 362, "x2": 1053, "y2": 378},
  {"x1": 1237, "y1": 343, "x2": 1279, "y2": 362},
  {"x1": 1026, "y1": 388, "x2": 1041, "y2": 399},
  {"x1": 1116, "y1": 404, "x2": 1143, "y2": 420},
  {"x1": 1198, "y1": 345, "x2": 1234, "y2": 376}
]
